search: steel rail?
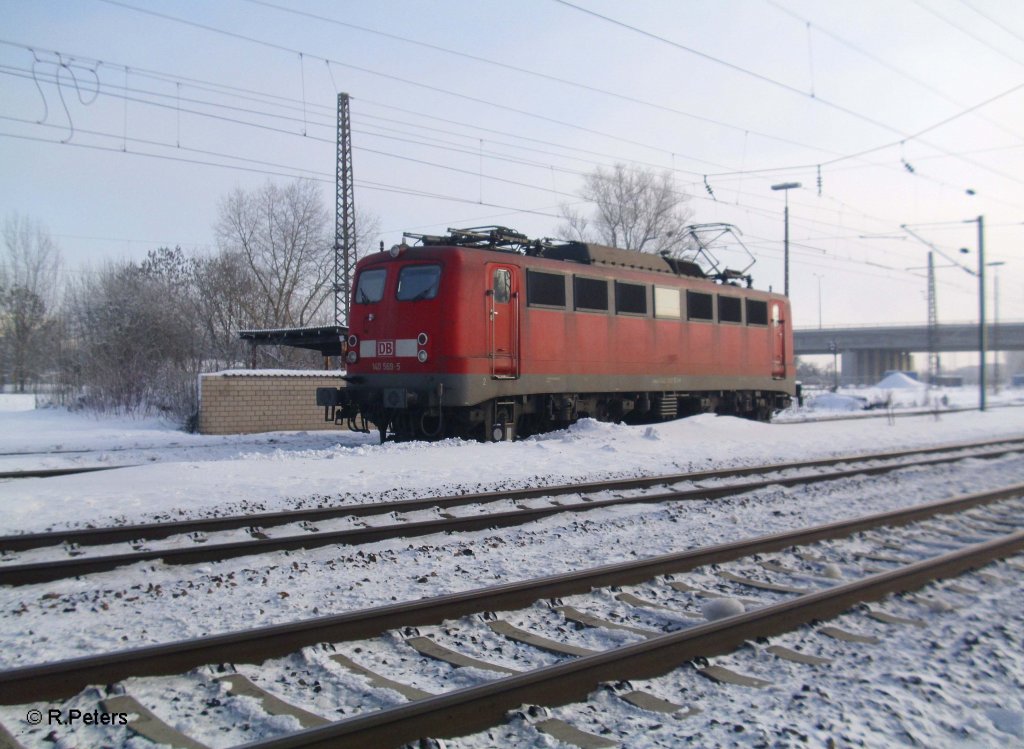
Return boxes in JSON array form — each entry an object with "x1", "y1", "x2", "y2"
[
  {"x1": 0, "y1": 436, "x2": 302, "y2": 458},
  {"x1": 1, "y1": 442, "x2": 1021, "y2": 587},
  {"x1": 238, "y1": 530, "x2": 1024, "y2": 749},
  {"x1": 0, "y1": 482, "x2": 1020, "y2": 704},
  {"x1": 0, "y1": 465, "x2": 136, "y2": 480},
  {"x1": 778, "y1": 400, "x2": 1024, "y2": 425},
  {"x1": 3, "y1": 435, "x2": 1019, "y2": 553}
]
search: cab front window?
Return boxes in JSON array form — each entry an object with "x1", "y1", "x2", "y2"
[
  {"x1": 354, "y1": 269, "x2": 386, "y2": 304},
  {"x1": 397, "y1": 264, "x2": 441, "y2": 301}
]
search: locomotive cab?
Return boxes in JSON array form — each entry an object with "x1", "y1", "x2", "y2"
[{"x1": 324, "y1": 243, "x2": 491, "y2": 438}]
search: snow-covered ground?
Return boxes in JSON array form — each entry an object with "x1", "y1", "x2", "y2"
[
  {"x1": 2, "y1": 385, "x2": 1022, "y2": 534},
  {"x1": 1, "y1": 391, "x2": 1023, "y2": 747}
]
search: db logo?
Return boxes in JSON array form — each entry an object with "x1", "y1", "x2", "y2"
[{"x1": 376, "y1": 340, "x2": 394, "y2": 357}]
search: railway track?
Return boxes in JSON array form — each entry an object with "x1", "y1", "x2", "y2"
[
  {"x1": 0, "y1": 433, "x2": 374, "y2": 480},
  {"x1": 249, "y1": 533, "x2": 1022, "y2": 749},
  {"x1": 1, "y1": 437, "x2": 1021, "y2": 586},
  {"x1": 0, "y1": 482, "x2": 1021, "y2": 748}
]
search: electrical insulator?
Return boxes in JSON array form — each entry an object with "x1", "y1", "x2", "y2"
[{"x1": 703, "y1": 176, "x2": 716, "y2": 201}]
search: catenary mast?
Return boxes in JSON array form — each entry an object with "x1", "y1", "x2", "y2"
[{"x1": 334, "y1": 93, "x2": 356, "y2": 327}]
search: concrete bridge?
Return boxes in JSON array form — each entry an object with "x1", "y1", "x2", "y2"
[{"x1": 793, "y1": 322, "x2": 1024, "y2": 384}]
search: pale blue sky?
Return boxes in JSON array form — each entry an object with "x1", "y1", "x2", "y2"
[{"x1": 2, "y1": 0, "x2": 1023, "y2": 330}]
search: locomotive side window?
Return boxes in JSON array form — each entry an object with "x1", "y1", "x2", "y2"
[
  {"x1": 493, "y1": 269, "x2": 511, "y2": 304},
  {"x1": 686, "y1": 291, "x2": 714, "y2": 321},
  {"x1": 573, "y1": 276, "x2": 608, "y2": 311},
  {"x1": 746, "y1": 299, "x2": 768, "y2": 325},
  {"x1": 396, "y1": 264, "x2": 441, "y2": 301},
  {"x1": 354, "y1": 268, "x2": 387, "y2": 304},
  {"x1": 614, "y1": 281, "x2": 647, "y2": 315},
  {"x1": 654, "y1": 286, "x2": 680, "y2": 319},
  {"x1": 718, "y1": 295, "x2": 742, "y2": 323},
  {"x1": 526, "y1": 270, "x2": 566, "y2": 308}
]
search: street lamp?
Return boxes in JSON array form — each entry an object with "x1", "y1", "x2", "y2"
[
  {"x1": 988, "y1": 260, "x2": 1006, "y2": 392},
  {"x1": 771, "y1": 182, "x2": 802, "y2": 297},
  {"x1": 829, "y1": 340, "x2": 839, "y2": 390},
  {"x1": 959, "y1": 214, "x2": 986, "y2": 412},
  {"x1": 812, "y1": 272, "x2": 823, "y2": 329}
]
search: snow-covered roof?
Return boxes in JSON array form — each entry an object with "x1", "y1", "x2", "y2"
[{"x1": 202, "y1": 369, "x2": 347, "y2": 378}]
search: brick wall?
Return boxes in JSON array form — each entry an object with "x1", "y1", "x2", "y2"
[{"x1": 198, "y1": 371, "x2": 347, "y2": 435}]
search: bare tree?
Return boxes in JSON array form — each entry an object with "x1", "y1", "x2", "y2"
[
  {"x1": 560, "y1": 164, "x2": 693, "y2": 255},
  {"x1": 62, "y1": 252, "x2": 203, "y2": 422},
  {"x1": 0, "y1": 214, "x2": 62, "y2": 391},
  {"x1": 352, "y1": 209, "x2": 382, "y2": 267},
  {"x1": 192, "y1": 249, "x2": 263, "y2": 367},
  {"x1": 215, "y1": 179, "x2": 333, "y2": 328}
]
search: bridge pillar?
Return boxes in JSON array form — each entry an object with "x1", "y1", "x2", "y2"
[{"x1": 841, "y1": 349, "x2": 915, "y2": 386}]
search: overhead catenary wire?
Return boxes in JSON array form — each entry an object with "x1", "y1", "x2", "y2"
[
  {"x1": 240, "y1": 0, "x2": 848, "y2": 157},
  {"x1": 4, "y1": 13, "x2": 1019, "y2": 305},
  {"x1": 0, "y1": 67, "x2": 590, "y2": 199},
  {"x1": 7, "y1": 36, "x2": 1018, "y2": 217},
  {"x1": 4, "y1": 54, "x2": 614, "y2": 180},
  {"x1": 13, "y1": 47, "x2": 1006, "y2": 239},
  {"x1": 89, "y1": 0, "x2": 724, "y2": 161},
  {"x1": 699, "y1": 79, "x2": 1024, "y2": 182},
  {"x1": 0, "y1": 125, "x2": 995, "y2": 306},
  {"x1": 764, "y1": 0, "x2": 1024, "y2": 143},
  {"x1": 0, "y1": 109, "x2": 945, "y2": 287},
  {"x1": 913, "y1": 0, "x2": 1024, "y2": 68},
  {"x1": 4, "y1": 53, "x2": 1011, "y2": 264},
  {"x1": 956, "y1": 0, "x2": 1024, "y2": 47},
  {"x1": 554, "y1": 0, "x2": 1024, "y2": 187},
  {"x1": 88, "y1": 0, "x2": 1024, "y2": 197},
  {"x1": 0, "y1": 129, "x2": 578, "y2": 220},
  {"x1": 1, "y1": 38, "x2": 736, "y2": 177},
  {"x1": 93, "y1": 0, "x2": 1010, "y2": 189}
]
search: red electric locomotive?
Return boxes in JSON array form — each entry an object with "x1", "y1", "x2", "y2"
[{"x1": 317, "y1": 227, "x2": 795, "y2": 441}]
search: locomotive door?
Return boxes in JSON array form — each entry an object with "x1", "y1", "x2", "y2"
[
  {"x1": 771, "y1": 302, "x2": 787, "y2": 379},
  {"x1": 487, "y1": 265, "x2": 519, "y2": 379}
]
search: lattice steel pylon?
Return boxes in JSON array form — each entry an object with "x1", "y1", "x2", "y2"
[
  {"x1": 334, "y1": 93, "x2": 356, "y2": 327},
  {"x1": 927, "y1": 251, "x2": 940, "y2": 384}
]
